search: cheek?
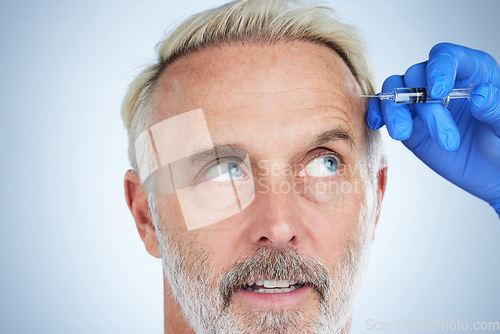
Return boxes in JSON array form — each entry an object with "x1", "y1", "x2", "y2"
[
  {"x1": 155, "y1": 192, "x2": 242, "y2": 268},
  {"x1": 299, "y1": 179, "x2": 365, "y2": 262},
  {"x1": 155, "y1": 193, "x2": 189, "y2": 233}
]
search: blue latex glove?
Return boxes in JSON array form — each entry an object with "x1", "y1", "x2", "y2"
[{"x1": 367, "y1": 43, "x2": 500, "y2": 217}]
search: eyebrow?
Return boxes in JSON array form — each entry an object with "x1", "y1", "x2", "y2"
[
  {"x1": 185, "y1": 144, "x2": 248, "y2": 167},
  {"x1": 183, "y1": 128, "x2": 355, "y2": 167},
  {"x1": 309, "y1": 128, "x2": 355, "y2": 150}
]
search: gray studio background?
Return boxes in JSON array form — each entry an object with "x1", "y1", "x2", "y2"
[{"x1": 1, "y1": 0, "x2": 499, "y2": 333}]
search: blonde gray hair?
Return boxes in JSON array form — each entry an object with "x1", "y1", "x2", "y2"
[{"x1": 121, "y1": 0, "x2": 381, "y2": 171}]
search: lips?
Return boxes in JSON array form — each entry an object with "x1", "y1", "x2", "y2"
[
  {"x1": 240, "y1": 278, "x2": 307, "y2": 293},
  {"x1": 219, "y1": 247, "x2": 331, "y2": 309}
]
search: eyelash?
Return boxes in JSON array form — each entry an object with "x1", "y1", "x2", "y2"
[
  {"x1": 198, "y1": 148, "x2": 343, "y2": 180},
  {"x1": 297, "y1": 148, "x2": 343, "y2": 177},
  {"x1": 305, "y1": 148, "x2": 343, "y2": 165},
  {"x1": 198, "y1": 157, "x2": 249, "y2": 181}
]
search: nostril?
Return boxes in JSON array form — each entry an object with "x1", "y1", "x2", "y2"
[{"x1": 257, "y1": 233, "x2": 295, "y2": 245}]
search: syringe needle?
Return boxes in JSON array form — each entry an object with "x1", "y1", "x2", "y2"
[{"x1": 360, "y1": 93, "x2": 393, "y2": 100}]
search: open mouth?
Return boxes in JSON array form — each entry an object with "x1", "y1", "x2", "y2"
[{"x1": 240, "y1": 279, "x2": 307, "y2": 294}]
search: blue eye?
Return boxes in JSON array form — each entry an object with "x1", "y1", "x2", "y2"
[
  {"x1": 205, "y1": 162, "x2": 245, "y2": 182},
  {"x1": 303, "y1": 156, "x2": 338, "y2": 177}
]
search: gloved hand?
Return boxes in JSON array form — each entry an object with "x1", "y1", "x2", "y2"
[{"x1": 367, "y1": 43, "x2": 500, "y2": 217}]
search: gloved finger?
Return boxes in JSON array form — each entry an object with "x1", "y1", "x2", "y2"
[
  {"x1": 366, "y1": 97, "x2": 384, "y2": 130},
  {"x1": 406, "y1": 62, "x2": 461, "y2": 151},
  {"x1": 415, "y1": 103, "x2": 461, "y2": 151},
  {"x1": 427, "y1": 43, "x2": 500, "y2": 98},
  {"x1": 426, "y1": 43, "x2": 460, "y2": 99},
  {"x1": 380, "y1": 75, "x2": 413, "y2": 140},
  {"x1": 402, "y1": 110, "x2": 431, "y2": 153},
  {"x1": 470, "y1": 82, "x2": 500, "y2": 133}
]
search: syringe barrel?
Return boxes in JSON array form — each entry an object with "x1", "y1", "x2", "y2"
[
  {"x1": 392, "y1": 87, "x2": 433, "y2": 104},
  {"x1": 447, "y1": 86, "x2": 473, "y2": 100},
  {"x1": 392, "y1": 85, "x2": 472, "y2": 105}
]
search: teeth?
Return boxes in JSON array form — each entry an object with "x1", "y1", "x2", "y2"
[
  {"x1": 276, "y1": 280, "x2": 293, "y2": 288},
  {"x1": 257, "y1": 279, "x2": 297, "y2": 288},
  {"x1": 246, "y1": 280, "x2": 302, "y2": 287},
  {"x1": 254, "y1": 285, "x2": 297, "y2": 293},
  {"x1": 242, "y1": 279, "x2": 307, "y2": 293},
  {"x1": 243, "y1": 279, "x2": 306, "y2": 293},
  {"x1": 263, "y1": 280, "x2": 277, "y2": 288}
]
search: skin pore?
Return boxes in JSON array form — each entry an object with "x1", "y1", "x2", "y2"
[{"x1": 124, "y1": 40, "x2": 387, "y2": 333}]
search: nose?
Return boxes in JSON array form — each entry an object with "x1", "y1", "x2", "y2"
[{"x1": 246, "y1": 181, "x2": 302, "y2": 247}]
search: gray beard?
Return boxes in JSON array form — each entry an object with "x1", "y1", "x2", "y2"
[{"x1": 149, "y1": 181, "x2": 376, "y2": 334}]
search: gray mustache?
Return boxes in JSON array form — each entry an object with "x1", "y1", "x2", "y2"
[{"x1": 219, "y1": 247, "x2": 331, "y2": 309}]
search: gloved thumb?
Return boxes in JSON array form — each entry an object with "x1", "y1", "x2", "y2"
[{"x1": 470, "y1": 83, "x2": 500, "y2": 134}]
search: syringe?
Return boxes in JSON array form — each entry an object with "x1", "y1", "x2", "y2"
[{"x1": 361, "y1": 84, "x2": 473, "y2": 108}]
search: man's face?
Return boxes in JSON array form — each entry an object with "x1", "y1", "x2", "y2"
[{"x1": 143, "y1": 41, "x2": 380, "y2": 333}]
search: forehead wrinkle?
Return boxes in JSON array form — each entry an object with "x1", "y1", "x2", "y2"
[
  {"x1": 150, "y1": 42, "x2": 365, "y2": 163},
  {"x1": 204, "y1": 103, "x2": 355, "y2": 131},
  {"x1": 201, "y1": 102, "x2": 358, "y2": 159},
  {"x1": 151, "y1": 44, "x2": 363, "y2": 128},
  {"x1": 202, "y1": 85, "x2": 356, "y2": 109},
  {"x1": 199, "y1": 94, "x2": 358, "y2": 139}
]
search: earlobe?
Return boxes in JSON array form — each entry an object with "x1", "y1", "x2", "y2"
[
  {"x1": 124, "y1": 170, "x2": 161, "y2": 258},
  {"x1": 373, "y1": 166, "x2": 388, "y2": 234}
]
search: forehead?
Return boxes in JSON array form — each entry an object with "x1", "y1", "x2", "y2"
[{"x1": 149, "y1": 41, "x2": 366, "y2": 156}]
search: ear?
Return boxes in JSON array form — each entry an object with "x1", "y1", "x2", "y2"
[
  {"x1": 373, "y1": 166, "x2": 388, "y2": 235},
  {"x1": 124, "y1": 170, "x2": 161, "y2": 258}
]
